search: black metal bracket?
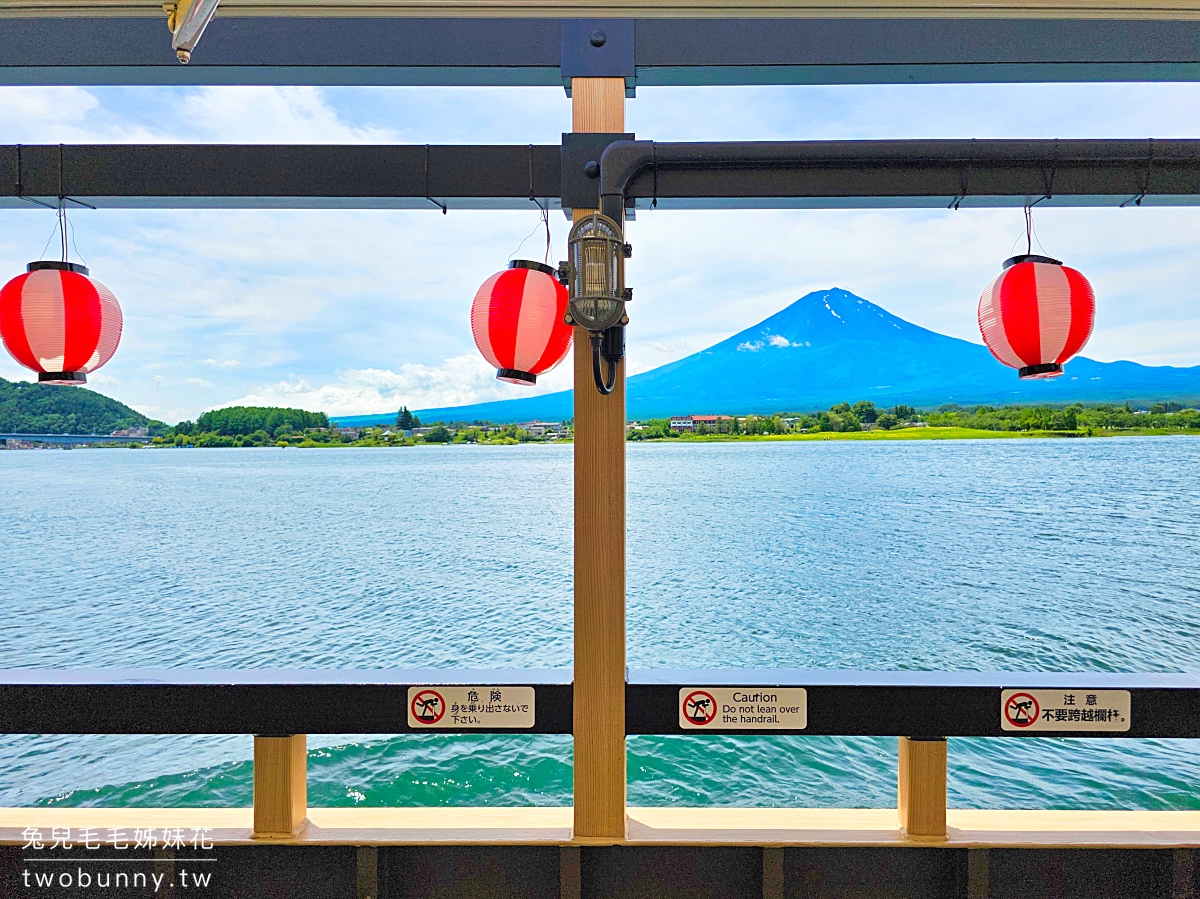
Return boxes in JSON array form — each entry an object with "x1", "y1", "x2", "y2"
[
  {"x1": 560, "y1": 132, "x2": 635, "y2": 212},
  {"x1": 560, "y1": 19, "x2": 635, "y2": 97}
]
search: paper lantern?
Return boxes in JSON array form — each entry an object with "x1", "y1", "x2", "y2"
[
  {"x1": 471, "y1": 260, "x2": 572, "y2": 385},
  {"x1": 0, "y1": 261, "x2": 123, "y2": 385},
  {"x1": 977, "y1": 254, "x2": 1095, "y2": 379}
]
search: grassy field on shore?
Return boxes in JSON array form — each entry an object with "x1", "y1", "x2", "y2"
[{"x1": 644, "y1": 427, "x2": 1200, "y2": 443}]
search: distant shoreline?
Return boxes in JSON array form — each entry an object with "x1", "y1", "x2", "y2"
[
  {"x1": 105, "y1": 425, "x2": 1200, "y2": 449},
  {"x1": 630, "y1": 426, "x2": 1200, "y2": 443}
]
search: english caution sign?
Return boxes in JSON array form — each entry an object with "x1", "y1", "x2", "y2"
[
  {"x1": 679, "y1": 687, "x2": 807, "y2": 730},
  {"x1": 407, "y1": 686, "x2": 535, "y2": 729}
]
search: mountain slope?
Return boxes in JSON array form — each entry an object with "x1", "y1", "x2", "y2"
[
  {"x1": 0, "y1": 377, "x2": 151, "y2": 434},
  {"x1": 355, "y1": 288, "x2": 1200, "y2": 424}
]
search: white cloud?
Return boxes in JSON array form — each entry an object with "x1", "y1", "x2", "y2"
[
  {"x1": 222, "y1": 353, "x2": 574, "y2": 416},
  {"x1": 202, "y1": 359, "x2": 240, "y2": 369},
  {"x1": 176, "y1": 87, "x2": 400, "y2": 144},
  {"x1": 185, "y1": 377, "x2": 215, "y2": 388},
  {"x1": 0, "y1": 87, "x2": 160, "y2": 143}
]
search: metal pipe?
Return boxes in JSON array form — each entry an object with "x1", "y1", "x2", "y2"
[{"x1": 600, "y1": 138, "x2": 1200, "y2": 216}]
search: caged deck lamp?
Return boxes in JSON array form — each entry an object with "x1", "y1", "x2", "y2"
[{"x1": 559, "y1": 212, "x2": 632, "y2": 395}]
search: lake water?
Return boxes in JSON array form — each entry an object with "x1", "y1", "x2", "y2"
[{"x1": 1, "y1": 438, "x2": 1199, "y2": 810}]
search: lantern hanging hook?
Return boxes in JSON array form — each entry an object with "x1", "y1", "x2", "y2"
[
  {"x1": 1014, "y1": 203, "x2": 1048, "y2": 259},
  {"x1": 651, "y1": 142, "x2": 659, "y2": 210},
  {"x1": 424, "y1": 145, "x2": 447, "y2": 214},
  {"x1": 949, "y1": 138, "x2": 975, "y2": 211},
  {"x1": 13, "y1": 145, "x2": 94, "y2": 212},
  {"x1": 523, "y1": 144, "x2": 553, "y2": 264},
  {"x1": 58, "y1": 201, "x2": 68, "y2": 263},
  {"x1": 1121, "y1": 138, "x2": 1155, "y2": 208},
  {"x1": 507, "y1": 200, "x2": 552, "y2": 264},
  {"x1": 1030, "y1": 137, "x2": 1059, "y2": 209}
]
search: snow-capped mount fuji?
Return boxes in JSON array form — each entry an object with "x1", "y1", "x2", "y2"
[{"x1": 346, "y1": 288, "x2": 1200, "y2": 425}]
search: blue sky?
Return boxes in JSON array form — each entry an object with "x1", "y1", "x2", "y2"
[{"x1": 2, "y1": 81, "x2": 1200, "y2": 423}]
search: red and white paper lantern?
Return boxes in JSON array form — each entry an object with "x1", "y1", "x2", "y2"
[
  {"x1": 0, "y1": 261, "x2": 123, "y2": 385},
  {"x1": 977, "y1": 254, "x2": 1095, "y2": 379},
  {"x1": 471, "y1": 260, "x2": 572, "y2": 385}
]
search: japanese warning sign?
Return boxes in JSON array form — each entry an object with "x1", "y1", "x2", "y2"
[
  {"x1": 679, "y1": 687, "x2": 807, "y2": 730},
  {"x1": 1001, "y1": 689, "x2": 1131, "y2": 733},
  {"x1": 407, "y1": 686, "x2": 535, "y2": 729}
]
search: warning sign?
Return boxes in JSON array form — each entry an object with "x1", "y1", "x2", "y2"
[
  {"x1": 1001, "y1": 689, "x2": 1130, "y2": 733},
  {"x1": 407, "y1": 686, "x2": 535, "y2": 729},
  {"x1": 679, "y1": 687, "x2": 807, "y2": 731}
]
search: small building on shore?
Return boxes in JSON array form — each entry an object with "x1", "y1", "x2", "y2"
[{"x1": 521, "y1": 421, "x2": 565, "y2": 437}]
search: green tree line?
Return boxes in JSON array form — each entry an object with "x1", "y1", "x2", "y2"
[
  {"x1": 182, "y1": 406, "x2": 330, "y2": 436},
  {"x1": 628, "y1": 399, "x2": 1200, "y2": 440},
  {"x1": 0, "y1": 377, "x2": 162, "y2": 435}
]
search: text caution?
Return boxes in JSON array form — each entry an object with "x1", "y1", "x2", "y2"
[
  {"x1": 1001, "y1": 689, "x2": 1131, "y2": 733},
  {"x1": 407, "y1": 686, "x2": 535, "y2": 729},
  {"x1": 679, "y1": 687, "x2": 807, "y2": 730}
]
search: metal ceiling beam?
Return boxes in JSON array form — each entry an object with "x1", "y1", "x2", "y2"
[
  {"x1": 5, "y1": 0, "x2": 1200, "y2": 17},
  {"x1": 2, "y1": 139, "x2": 1198, "y2": 210},
  {"x1": 3, "y1": 16, "x2": 1200, "y2": 87},
  {"x1": 0, "y1": 143, "x2": 564, "y2": 209}
]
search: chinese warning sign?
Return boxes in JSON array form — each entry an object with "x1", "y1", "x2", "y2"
[
  {"x1": 1000, "y1": 689, "x2": 1131, "y2": 733},
  {"x1": 407, "y1": 686, "x2": 535, "y2": 729},
  {"x1": 679, "y1": 687, "x2": 807, "y2": 730}
]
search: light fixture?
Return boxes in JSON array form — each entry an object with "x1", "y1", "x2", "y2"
[
  {"x1": 559, "y1": 211, "x2": 631, "y2": 394},
  {"x1": 165, "y1": 0, "x2": 221, "y2": 64}
]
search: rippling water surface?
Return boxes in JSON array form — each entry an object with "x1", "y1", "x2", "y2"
[{"x1": 1, "y1": 438, "x2": 1198, "y2": 809}]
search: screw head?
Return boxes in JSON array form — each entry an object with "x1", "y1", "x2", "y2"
[
  {"x1": 589, "y1": 30, "x2": 607, "y2": 47},
  {"x1": 583, "y1": 160, "x2": 601, "y2": 179}
]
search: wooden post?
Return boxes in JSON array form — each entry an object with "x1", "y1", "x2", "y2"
[
  {"x1": 571, "y1": 75, "x2": 627, "y2": 842},
  {"x1": 897, "y1": 736, "x2": 947, "y2": 840},
  {"x1": 252, "y1": 734, "x2": 308, "y2": 838}
]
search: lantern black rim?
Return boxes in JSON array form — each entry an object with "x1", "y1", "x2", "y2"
[
  {"x1": 497, "y1": 368, "x2": 537, "y2": 385},
  {"x1": 508, "y1": 260, "x2": 557, "y2": 277},
  {"x1": 1003, "y1": 254, "x2": 1062, "y2": 270},
  {"x1": 1018, "y1": 363, "x2": 1064, "y2": 379},
  {"x1": 38, "y1": 371, "x2": 87, "y2": 385},
  {"x1": 28, "y1": 260, "x2": 90, "y2": 276}
]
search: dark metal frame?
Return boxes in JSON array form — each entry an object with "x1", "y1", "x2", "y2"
[
  {"x1": 0, "y1": 669, "x2": 574, "y2": 735},
  {"x1": 4, "y1": 139, "x2": 1198, "y2": 211},
  {"x1": 5, "y1": 17, "x2": 1200, "y2": 89},
  {"x1": 3, "y1": 669, "x2": 1199, "y2": 738}
]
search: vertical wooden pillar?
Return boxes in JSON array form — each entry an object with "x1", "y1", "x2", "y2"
[
  {"x1": 252, "y1": 734, "x2": 308, "y2": 838},
  {"x1": 571, "y1": 76, "x2": 628, "y2": 842},
  {"x1": 897, "y1": 737, "x2": 947, "y2": 839}
]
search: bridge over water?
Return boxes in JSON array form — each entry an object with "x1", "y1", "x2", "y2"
[{"x1": 0, "y1": 433, "x2": 148, "y2": 446}]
